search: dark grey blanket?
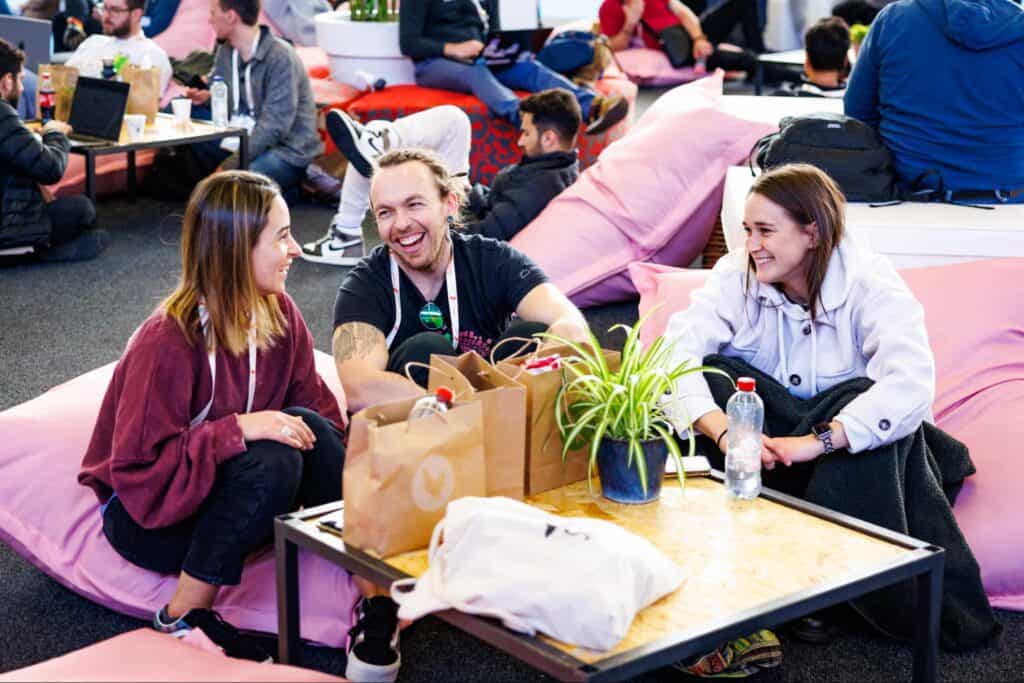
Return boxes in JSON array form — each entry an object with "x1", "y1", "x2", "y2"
[{"x1": 699, "y1": 354, "x2": 1001, "y2": 652}]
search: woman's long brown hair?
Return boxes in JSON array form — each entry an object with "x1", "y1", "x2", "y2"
[
  {"x1": 747, "y1": 163, "x2": 846, "y2": 321},
  {"x1": 162, "y1": 171, "x2": 287, "y2": 355}
]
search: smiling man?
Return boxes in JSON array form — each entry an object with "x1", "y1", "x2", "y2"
[{"x1": 332, "y1": 147, "x2": 590, "y2": 413}]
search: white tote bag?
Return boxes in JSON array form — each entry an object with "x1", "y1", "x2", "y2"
[{"x1": 391, "y1": 497, "x2": 685, "y2": 651}]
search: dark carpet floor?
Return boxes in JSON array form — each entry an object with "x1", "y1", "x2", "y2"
[{"x1": 1, "y1": 195, "x2": 1021, "y2": 681}]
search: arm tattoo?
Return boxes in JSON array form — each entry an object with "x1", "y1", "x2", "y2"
[{"x1": 333, "y1": 323, "x2": 385, "y2": 364}]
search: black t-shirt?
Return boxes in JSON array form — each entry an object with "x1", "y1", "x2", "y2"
[{"x1": 333, "y1": 233, "x2": 548, "y2": 357}]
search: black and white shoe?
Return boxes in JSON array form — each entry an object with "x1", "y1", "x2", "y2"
[
  {"x1": 152, "y1": 606, "x2": 274, "y2": 663},
  {"x1": 301, "y1": 232, "x2": 364, "y2": 266},
  {"x1": 326, "y1": 109, "x2": 397, "y2": 178},
  {"x1": 345, "y1": 597, "x2": 401, "y2": 683}
]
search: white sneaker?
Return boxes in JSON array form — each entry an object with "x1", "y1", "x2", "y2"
[
  {"x1": 300, "y1": 232, "x2": 364, "y2": 266},
  {"x1": 345, "y1": 597, "x2": 400, "y2": 683},
  {"x1": 326, "y1": 109, "x2": 398, "y2": 178}
]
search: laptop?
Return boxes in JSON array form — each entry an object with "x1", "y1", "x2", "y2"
[
  {"x1": 482, "y1": 27, "x2": 554, "y2": 68},
  {"x1": 0, "y1": 15, "x2": 52, "y2": 73},
  {"x1": 67, "y1": 77, "x2": 131, "y2": 146}
]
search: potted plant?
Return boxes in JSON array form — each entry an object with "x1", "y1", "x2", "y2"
[
  {"x1": 315, "y1": 1, "x2": 414, "y2": 87},
  {"x1": 544, "y1": 315, "x2": 725, "y2": 504}
]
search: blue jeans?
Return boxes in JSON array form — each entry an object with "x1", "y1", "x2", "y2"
[
  {"x1": 19, "y1": 68, "x2": 37, "y2": 120},
  {"x1": 414, "y1": 57, "x2": 596, "y2": 126}
]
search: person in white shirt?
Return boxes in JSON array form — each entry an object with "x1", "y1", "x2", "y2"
[
  {"x1": 665, "y1": 162, "x2": 934, "y2": 467},
  {"x1": 66, "y1": 0, "x2": 173, "y2": 95}
]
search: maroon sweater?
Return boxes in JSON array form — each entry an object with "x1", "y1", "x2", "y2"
[{"x1": 79, "y1": 294, "x2": 344, "y2": 529}]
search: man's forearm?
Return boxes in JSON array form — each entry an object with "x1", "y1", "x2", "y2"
[{"x1": 342, "y1": 369, "x2": 425, "y2": 414}]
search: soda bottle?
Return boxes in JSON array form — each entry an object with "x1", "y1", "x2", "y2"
[
  {"x1": 408, "y1": 386, "x2": 454, "y2": 420},
  {"x1": 38, "y1": 71, "x2": 56, "y2": 124},
  {"x1": 210, "y1": 76, "x2": 229, "y2": 128},
  {"x1": 725, "y1": 377, "x2": 763, "y2": 500}
]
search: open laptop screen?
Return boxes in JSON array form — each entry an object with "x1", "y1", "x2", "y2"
[
  {"x1": 68, "y1": 77, "x2": 130, "y2": 141},
  {"x1": 483, "y1": 28, "x2": 554, "y2": 68}
]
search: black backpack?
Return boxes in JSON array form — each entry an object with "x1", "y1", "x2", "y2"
[{"x1": 753, "y1": 113, "x2": 899, "y2": 202}]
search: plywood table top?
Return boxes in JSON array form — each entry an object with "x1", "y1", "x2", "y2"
[{"x1": 383, "y1": 477, "x2": 911, "y2": 663}]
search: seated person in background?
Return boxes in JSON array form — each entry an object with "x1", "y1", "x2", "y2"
[
  {"x1": 302, "y1": 105, "x2": 472, "y2": 266},
  {"x1": 302, "y1": 88, "x2": 582, "y2": 265},
  {"x1": 78, "y1": 170, "x2": 403, "y2": 680},
  {"x1": 141, "y1": 0, "x2": 182, "y2": 38},
  {"x1": 464, "y1": 88, "x2": 581, "y2": 242},
  {"x1": 333, "y1": 148, "x2": 591, "y2": 413},
  {"x1": 66, "y1": 0, "x2": 174, "y2": 94},
  {"x1": 262, "y1": 0, "x2": 332, "y2": 47},
  {"x1": 52, "y1": 0, "x2": 103, "y2": 52},
  {"x1": 844, "y1": 0, "x2": 1024, "y2": 202},
  {"x1": 600, "y1": 0, "x2": 765, "y2": 77},
  {"x1": 399, "y1": 0, "x2": 628, "y2": 135},
  {"x1": 186, "y1": 0, "x2": 322, "y2": 194},
  {"x1": 662, "y1": 163, "x2": 1000, "y2": 650},
  {"x1": 0, "y1": 39, "x2": 106, "y2": 262},
  {"x1": 774, "y1": 17, "x2": 849, "y2": 98}
]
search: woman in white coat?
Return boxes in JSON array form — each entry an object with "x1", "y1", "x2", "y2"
[{"x1": 663, "y1": 163, "x2": 999, "y2": 651}]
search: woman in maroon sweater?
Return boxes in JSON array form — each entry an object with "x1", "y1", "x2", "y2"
[{"x1": 78, "y1": 171, "x2": 400, "y2": 673}]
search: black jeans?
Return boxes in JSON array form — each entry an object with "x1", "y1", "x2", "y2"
[
  {"x1": 387, "y1": 320, "x2": 549, "y2": 387},
  {"x1": 701, "y1": 0, "x2": 765, "y2": 53},
  {"x1": 45, "y1": 196, "x2": 96, "y2": 245},
  {"x1": 102, "y1": 407, "x2": 345, "y2": 585}
]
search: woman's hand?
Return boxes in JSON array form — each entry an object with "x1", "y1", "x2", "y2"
[
  {"x1": 444, "y1": 40, "x2": 484, "y2": 61},
  {"x1": 761, "y1": 434, "x2": 822, "y2": 469},
  {"x1": 236, "y1": 411, "x2": 316, "y2": 450},
  {"x1": 692, "y1": 36, "x2": 714, "y2": 62}
]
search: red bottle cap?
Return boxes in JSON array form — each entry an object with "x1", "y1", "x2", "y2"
[
  {"x1": 435, "y1": 386, "x2": 454, "y2": 405},
  {"x1": 737, "y1": 377, "x2": 756, "y2": 392}
]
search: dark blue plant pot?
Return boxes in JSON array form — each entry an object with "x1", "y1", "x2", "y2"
[{"x1": 596, "y1": 437, "x2": 668, "y2": 504}]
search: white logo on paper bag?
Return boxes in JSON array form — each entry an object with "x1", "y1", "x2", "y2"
[{"x1": 411, "y1": 455, "x2": 455, "y2": 511}]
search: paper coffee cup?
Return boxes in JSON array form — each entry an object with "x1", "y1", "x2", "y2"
[
  {"x1": 124, "y1": 114, "x2": 146, "y2": 141},
  {"x1": 171, "y1": 98, "x2": 192, "y2": 124}
]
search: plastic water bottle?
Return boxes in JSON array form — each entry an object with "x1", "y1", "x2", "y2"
[
  {"x1": 409, "y1": 386, "x2": 454, "y2": 420},
  {"x1": 725, "y1": 377, "x2": 763, "y2": 500},
  {"x1": 210, "y1": 76, "x2": 229, "y2": 128}
]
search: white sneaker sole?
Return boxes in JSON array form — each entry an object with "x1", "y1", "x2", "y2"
[{"x1": 345, "y1": 651, "x2": 401, "y2": 683}]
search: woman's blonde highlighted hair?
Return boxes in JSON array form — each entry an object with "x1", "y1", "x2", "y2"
[{"x1": 162, "y1": 170, "x2": 287, "y2": 355}]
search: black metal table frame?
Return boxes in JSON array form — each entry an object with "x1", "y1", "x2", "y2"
[
  {"x1": 754, "y1": 57, "x2": 806, "y2": 96},
  {"x1": 274, "y1": 474, "x2": 944, "y2": 683},
  {"x1": 68, "y1": 122, "x2": 248, "y2": 202}
]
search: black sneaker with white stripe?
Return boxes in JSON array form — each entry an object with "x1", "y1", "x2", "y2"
[
  {"x1": 152, "y1": 606, "x2": 274, "y2": 663},
  {"x1": 300, "y1": 232, "x2": 364, "y2": 266},
  {"x1": 326, "y1": 109, "x2": 395, "y2": 178},
  {"x1": 345, "y1": 597, "x2": 401, "y2": 682}
]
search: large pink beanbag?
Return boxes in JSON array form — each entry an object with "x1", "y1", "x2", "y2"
[
  {"x1": 152, "y1": 0, "x2": 216, "y2": 60},
  {"x1": 0, "y1": 628, "x2": 344, "y2": 682},
  {"x1": 615, "y1": 47, "x2": 702, "y2": 86},
  {"x1": 0, "y1": 350, "x2": 361, "y2": 646},
  {"x1": 510, "y1": 71, "x2": 776, "y2": 307},
  {"x1": 630, "y1": 258, "x2": 1024, "y2": 610}
]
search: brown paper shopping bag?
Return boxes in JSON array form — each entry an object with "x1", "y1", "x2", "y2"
[
  {"x1": 121, "y1": 65, "x2": 161, "y2": 124},
  {"x1": 343, "y1": 397, "x2": 486, "y2": 558},
  {"x1": 498, "y1": 343, "x2": 621, "y2": 496},
  {"x1": 428, "y1": 351, "x2": 527, "y2": 500},
  {"x1": 36, "y1": 64, "x2": 79, "y2": 122}
]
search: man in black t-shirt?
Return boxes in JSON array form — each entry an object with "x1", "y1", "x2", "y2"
[{"x1": 333, "y1": 148, "x2": 590, "y2": 413}]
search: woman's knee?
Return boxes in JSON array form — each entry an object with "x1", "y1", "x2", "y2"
[{"x1": 221, "y1": 444, "x2": 304, "y2": 512}]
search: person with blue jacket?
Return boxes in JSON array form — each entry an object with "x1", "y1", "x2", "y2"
[{"x1": 844, "y1": 0, "x2": 1024, "y2": 203}]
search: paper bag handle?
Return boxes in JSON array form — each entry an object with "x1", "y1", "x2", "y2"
[{"x1": 488, "y1": 336, "x2": 540, "y2": 367}]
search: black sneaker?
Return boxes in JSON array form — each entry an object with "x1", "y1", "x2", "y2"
[
  {"x1": 326, "y1": 109, "x2": 396, "y2": 178},
  {"x1": 300, "y1": 231, "x2": 364, "y2": 266},
  {"x1": 345, "y1": 597, "x2": 400, "y2": 682},
  {"x1": 585, "y1": 94, "x2": 629, "y2": 136},
  {"x1": 152, "y1": 606, "x2": 274, "y2": 663}
]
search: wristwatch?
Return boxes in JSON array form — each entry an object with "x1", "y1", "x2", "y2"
[{"x1": 812, "y1": 422, "x2": 835, "y2": 454}]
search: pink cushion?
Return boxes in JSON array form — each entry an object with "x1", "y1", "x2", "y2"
[
  {"x1": 510, "y1": 72, "x2": 775, "y2": 306},
  {"x1": 615, "y1": 47, "x2": 701, "y2": 86},
  {"x1": 630, "y1": 258, "x2": 1024, "y2": 610},
  {"x1": 0, "y1": 628, "x2": 344, "y2": 681},
  {"x1": 46, "y1": 152, "x2": 157, "y2": 199},
  {"x1": 0, "y1": 351, "x2": 361, "y2": 645},
  {"x1": 152, "y1": 0, "x2": 215, "y2": 60}
]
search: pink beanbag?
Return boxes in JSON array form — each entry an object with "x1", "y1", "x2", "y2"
[
  {"x1": 0, "y1": 351, "x2": 361, "y2": 646},
  {"x1": 152, "y1": 0, "x2": 216, "y2": 60},
  {"x1": 614, "y1": 47, "x2": 702, "y2": 86},
  {"x1": 0, "y1": 628, "x2": 344, "y2": 682},
  {"x1": 630, "y1": 258, "x2": 1024, "y2": 610},
  {"x1": 510, "y1": 72, "x2": 775, "y2": 307}
]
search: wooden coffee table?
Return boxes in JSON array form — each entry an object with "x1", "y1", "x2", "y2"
[
  {"x1": 274, "y1": 475, "x2": 943, "y2": 682},
  {"x1": 66, "y1": 113, "x2": 249, "y2": 202}
]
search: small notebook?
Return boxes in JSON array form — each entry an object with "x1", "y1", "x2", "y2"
[{"x1": 317, "y1": 504, "x2": 345, "y2": 538}]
